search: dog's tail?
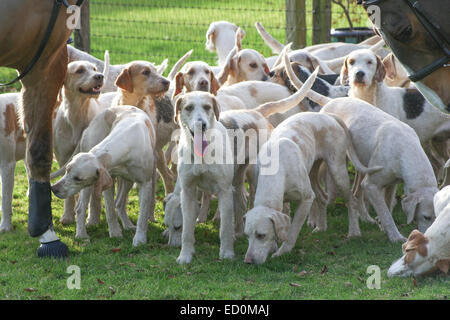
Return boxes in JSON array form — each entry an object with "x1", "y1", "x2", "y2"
[
  {"x1": 168, "y1": 49, "x2": 193, "y2": 81},
  {"x1": 255, "y1": 22, "x2": 285, "y2": 54},
  {"x1": 102, "y1": 50, "x2": 110, "y2": 90},
  {"x1": 255, "y1": 65, "x2": 319, "y2": 118},
  {"x1": 327, "y1": 113, "x2": 383, "y2": 175},
  {"x1": 283, "y1": 48, "x2": 331, "y2": 107},
  {"x1": 157, "y1": 59, "x2": 169, "y2": 75}
]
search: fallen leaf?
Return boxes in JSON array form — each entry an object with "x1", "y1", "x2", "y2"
[
  {"x1": 9, "y1": 260, "x2": 17, "y2": 264},
  {"x1": 327, "y1": 251, "x2": 336, "y2": 256},
  {"x1": 111, "y1": 248, "x2": 121, "y2": 253},
  {"x1": 320, "y1": 265, "x2": 328, "y2": 275},
  {"x1": 186, "y1": 272, "x2": 192, "y2": 276},
  {"x1": 24, "y1": 288, "x2": 36, "y2": 292},
  {"x1": 289, "y1": 282, "x2": 301, "y2": 287},
  {"x1": 97, "y1": 279, "x2": 104, "y2": 285},
  {"x1": 413, "y1": 278, "x2": 417, "y2": 287},
  {"x1": 357, "y1": 276, "x2": 364, "y2": 283},
  {"x1": 297, "y1": 270, "x2": 308, "y2": 277}
]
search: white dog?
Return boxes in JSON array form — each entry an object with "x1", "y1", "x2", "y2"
[
  {"x1": 52, "y1": 106, "x2": 157, "y2": 246},
  {"x1": 0, "y1": 93, "x2": 25, "y2": 232},
  {"x1": 283, "y1": 54, "x2": 438, "y2": 241},
  {"x1": 388, "y1": 184, "x2": 450, "y2": 277}
]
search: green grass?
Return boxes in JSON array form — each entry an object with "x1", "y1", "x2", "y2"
[
  {"x1": 0, "y1": 161, "x2": 448, "y2": 300},
  {"x1": 0, "y1": 1, "x2": 448, "y2": 300}
]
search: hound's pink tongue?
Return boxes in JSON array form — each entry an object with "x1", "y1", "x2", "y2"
[{"x1": 194, "y1": 131, "x2": 208, "y2": 157}]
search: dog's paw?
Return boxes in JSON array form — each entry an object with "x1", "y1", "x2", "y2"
[
  {"x1": 132, "y1": 233, "x2": 147, "y2": 246},
  {"x1": 176, "y1": 253, "x2": 193, "y2": 265},
  {"x1": 75, "y1": 230, "x2": 89, "y2": 239},
  {"x1": 272, "y1": 243, "x2": 291, "y2": 258},
  {"x1": 219, "y1": 249, "x2": 235, "y2": 260},
  {"x1": 59, "y1": 216, "x2": 75, "y2": 225},
  {"x1": 109, "y1": 228, "x2": 123, "y2": 239},
  {"x1": 86, "y1": 218, "x2": 100, "y2": 227},
  {"x1": 0, "y1": 223, "x2": 12, "y2": 233}
]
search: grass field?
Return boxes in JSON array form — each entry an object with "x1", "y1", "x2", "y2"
[{"x1": 0, "y1": 1, "x2": 448, "y2": 300}]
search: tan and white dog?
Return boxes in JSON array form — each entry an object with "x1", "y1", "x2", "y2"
[
  {"x1": 0, "y1": 93, "x2": 25, "y2": 232},
  {"x1": 52, "y1": 106, "x2": 157, "y2": 246},
  {"x1": 388, "y1": 183, "x2": 450, "y2": 277},
  {"x1": 172, "y1": 69, "x2": 318, "y2": 264},
  {"x1": 53, "y1": 60, "x2": 106, "y2": 225}
]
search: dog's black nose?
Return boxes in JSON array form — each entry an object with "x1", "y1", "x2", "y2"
[
  {"x1": 356, "y1": 71, "x2": 365, "y2": 79},
  {"x1": 269, "y1": 71, "x2": 275, "y2": 77},
  {"x1": 94, "y1": 74, "x2": 104, "y2": 81},
  {"x1": 162, "y1": 79, "x2": 170, "y2": 87}
]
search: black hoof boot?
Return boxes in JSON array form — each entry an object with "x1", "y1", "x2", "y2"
[{"x1": 37, "y1": 240, "x2": 69, "y2": 258}]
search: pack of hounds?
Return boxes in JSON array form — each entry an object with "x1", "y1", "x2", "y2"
[{"x1": 0, "y1": 21, "x2": 449, "y2": 278}]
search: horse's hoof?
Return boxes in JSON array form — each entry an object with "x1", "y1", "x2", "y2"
[{"x1": 37, "y1": 240, "x2": 69, "y2": 259}]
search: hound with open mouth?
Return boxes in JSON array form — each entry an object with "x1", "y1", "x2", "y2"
[{"x1": 53, "y1": 60, "x2": 108, "y2": 225}]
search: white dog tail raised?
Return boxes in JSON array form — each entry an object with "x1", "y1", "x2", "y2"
[
  {"x1": 255, "y1": 66, "x2": 319, "y2": 118},
  {"x1": 168, "y1": 49, "x2": 193, "y2": 81},
  {"x1": 103, "y1": 50, "x2": 110, "y2": 89},
  {"x1": 327, "y1": 113, "x2": 383, "y2": 175},
  {"x1": 255, "y1": 22, "x2": 285, "y2": 54},
  {"x1": 283, "y1": 48, "x2": 331, "y2": 107}
]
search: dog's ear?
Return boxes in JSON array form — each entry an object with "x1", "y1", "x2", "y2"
[
  {"x1": 340, "y1": 57, "x2": 349, "y2": 86},
  {"x1": 115, "y1": 67, "x2": 134, "y2": 93},
  {"x1": 230, "y1": 55, "x2": 241, "y2": 80},
  {"x1": 174, "y1": 95, "x2": 183, "y2": 124},
  {"x1": 210, "y1": 72, "x2": 220, "y2": 95},
  {"x1": 269, "y1": 211, "x2": 291, "y2": 242},
  {"x1": 401, "y1": 192, "x2": 422, "y2": 224},
  {"x1": 211, "y1": 96, "x2": 220, "y2": 121},
  {"x1": 94, "y1": 167, "x2": 113, "y2": 198},
  {"x1": 374, "y1": 55, "x2": 386, "y2": 82},
  {"x1": 173, "y1": 72, "x2": 184, "y2": 99},
  {"x1": 383, "y1": 53, "x2": 397, "y2": 80},
  {"x1": 262, "y1": 61, "x2": 270, "y2": 76},
  {"x1": 436, "y1": 259, "x2": 450, "y2": 274}
]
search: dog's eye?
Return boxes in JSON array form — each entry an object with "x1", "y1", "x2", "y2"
[
  {"x1": 204, "y1": 69, "x2": 210, "y2": 74},
  {"x1": 188, "y1": 69, "x2": 195, "y2": 76},
  {"x1": 348, "y1": 59, "x2": 355, "y2": 65},
  {"x1": 367, "y1": 60, "x2": 372, "y2": 65},
  {"x1": 143, "y1": 69, "x2": 151, "y2": 76},
  {"x1": 256, "y1": 233, "x2": 265, "y2": 240},
  {"x1": 73, "y1": 176, "x2": 82, "y2": 182},
  {"x1": 423, "y1": 216, "x2": 432, "y2": 221},
  {"x1": 249, "y1": 63, "x2": 258, "y2": 69},
  {"x1": 203, "y1": 104, "x2": 211, "y2": 111},
  {"x1": 76, "y1": 68, "x2": 85, "y2": 74},
  {"x1": 185, "y1": 105, "x2": 194, "y2": 112}
]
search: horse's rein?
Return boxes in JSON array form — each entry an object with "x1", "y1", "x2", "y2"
[{"x1": 0, "y1": 0, "x2": 85, "y2": 87}]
